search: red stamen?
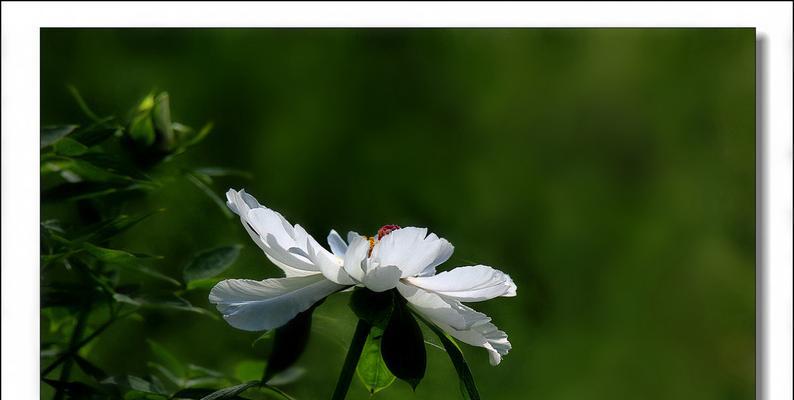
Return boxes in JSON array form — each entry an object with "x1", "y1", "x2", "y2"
[{"x1": 377, "y1": 224, "x2": 401, "y2": 240}]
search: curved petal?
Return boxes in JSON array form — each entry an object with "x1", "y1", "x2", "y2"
[
  {"x1": 305, "y1": 236, "x2": 356, "y2": 285},
  {"x1": 327, "y1": 229, "x2": 348, "y2": 257},
  {"x1": 370, "y1": 227, "x2": 450, "y2": 278},
  {"x1": 397, "y1": 282, "x2": 511, "y2": 365},
  {"x1": 209, "y1": 275, "x2": 345, "y2": 331},
  {"x1": 405, "y1": 265, "x2": 516, "y2": 302},
  {"x1": 416, "y1": 237, "x2": 454, "y2": 277},
  {"x1": 342, "y1": 236, "x2": 369, "y2": 282},
  {"x1": 361, "y1": 265, "x2": 402, "y2": 292},
  {"x1": 227, "y1": 189, "x2": 320, "y2": 277}
]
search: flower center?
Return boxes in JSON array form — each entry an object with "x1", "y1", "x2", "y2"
[
  {"x1": 367, "y1": 224, "x2": 401, "y2": 256},
  {"x1": 377, "y1": 224, "x2": 401, "y2": 240}
]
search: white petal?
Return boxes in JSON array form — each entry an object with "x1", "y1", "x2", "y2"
[
  {"x1": 209, "y1": 275, "x2": 344, "y2": 331},
  {"x1": 226, "y1": 189, "x2": 320, "y2": 277},
  {"x1": 347, "y1": 231, "x2": 362, "y2": 244},
  {"x1": 371, "y1": 227, "x2": 450, "y2": 278},
  {"x1": 398, "y1": 282, "x2": 511, "y2": 365},
  {"x1": 416, "y1": 238, "x2": 454, "y2": 277},
  {"x1": 342, "y1": 236, "x2": 369, "y2": 282},
  {"x1": 327, "y1": 230, "x2": 348, "y2": 257},
  {"x1": 361, "y1": 265, "x2": 402, "y2": 292},
  {"x1": 405, "y1": 265, "x2": 516, "y2": 302},
  {"x1": 304, "y1": 236, "x2": 355, "y2": 285}
]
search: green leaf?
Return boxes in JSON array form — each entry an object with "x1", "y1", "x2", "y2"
[
  {"x1": 113, "y1": 293, "x2": 217, "y2": 319},
  {"x1": 71, "y1": 126, "x2": 118, "y2": 147},
  {"x1": 198, "y1": 381, "x2": 258, "y2": 400},
  {"x1": 234, "y1": 360, "x2": 266, "y2": 383},
  {"x1": 41, "y1": 156, "x2": 134, "y2": 183},
  {"x1": 147, "y1": 340, "x2": 186, "y2": 383},
  {"x1": 183, "y1": 245, "x2": 241, "y2": 283},
  {"x1": 83, "y1": 243, "x2": 178, "y2": 286},
  {"x1": 41, "y1": 125, "x2": 79, "y2": 148},
  {"x1": 262, "y1": 300, "x2": 323, "y2": 383},
  {"x1": 356, "y1": 326, "x2": 396, "y2": 394},
  {"x1": 419, "y1": 315, "x2": 480, "y2": 400},
  {"x1": 83, "y1": 243, "x2": 145, "y2": 265},
  {"x1": 76, "y1": 211, "x2": 159, "y2": 243},
  {"x1": 53, "y1": 137, "x2": 89, "y2": 156},
  {"x1": 349, "y1": 288, "x2": 394, "y2": 328},
  {"x1": 101, "y1": 375, "x2": 166, "y2": 395},
  {"x1": 186, "y1": 277, "x2": 222, "y2": 291},
  {"x1": 380, "y1": 299, "x2": 426, "y2": 390}
]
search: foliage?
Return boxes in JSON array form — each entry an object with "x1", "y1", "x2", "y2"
[{"x1": 40, "y1": 89, "x2": 290, "y2": 400}]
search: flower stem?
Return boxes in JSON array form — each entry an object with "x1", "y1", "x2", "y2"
[{"x1": 331, "y1": 319, "x2": 372, "y2": 400}]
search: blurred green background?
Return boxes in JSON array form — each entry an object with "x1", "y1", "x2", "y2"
[{"x1": 41, "y1": 29, "x2": 755, "y2": 399}]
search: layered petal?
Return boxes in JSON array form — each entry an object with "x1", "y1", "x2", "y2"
[
  {"x1": 361, "y1": 265, "x2": 402, "y2": 292},
  {"x1": 304, "y1": 235, "x2": 355, "y2": 285},
  {"x1": 209, "y1": 274, "x2": 344, "y2": 331},
  {"x1": 405, "y1": 265, "x2": 516, "y2": 302},
  {"x1": 327, "y1": 229, "x2": 347, "y2": 257},
  {"x1": 227, "y1": 189, "x2": 343, "y2": 279},
  {"x1": 397, "y1": 282, "x2": 511, "y2": 365},
  {"x1": 370, "y1": 227, "x2": 452, "y2": 277},
  {"x1": 342, "y1": 236, "x2": 369, "y2": 282}
]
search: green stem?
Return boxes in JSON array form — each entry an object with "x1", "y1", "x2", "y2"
[
  {"x1": 331, "y1": 319, "x2": 372, "y2": 400},
  {"x1": 52, "y1": 310, "x2": 88, "y2": 400}
]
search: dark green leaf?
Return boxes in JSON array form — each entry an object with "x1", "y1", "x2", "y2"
[
  {"x1": 183, "y1": 245, "x2": 241, "y2": 283},
  {"x1": 83, "y1": 243, "x2": 177, "y2": 286},
  {"x1": 76, "y1": 211, "x2": 159, "y2": 243},
  {"x1": 41, "y1": 125, "x2": 79, "y2": 148},
  {"x1": 41, "y1": 156, "x2": 133, "y2": 183},
  {"x1": 198, "y1": 381, "x2": 258, "y2": 400},
  {"x1": 380, "y1": 299, "x2": 426, "y2": 390},
  {"x1": 70, "y1": 126, "x2": 118, "y2": 147},
  {"x1": 349, "y1": 288, "x2": 394, "y2": 328},
  {"x1": 356, "y1": 326, "x2": 396, "y2": 394},
  {"x1": 262, "y1": 301, "x2": 323, "y2": 383},
  {"x1": 41, "y1": 182, "x2": 149, "y2": 203},
  {"x1": 101, "y1": 375, "x2": 166, "y2": 395},
  {"x1": 54, "y1": 137, "x2": 89, "y2": 156}
]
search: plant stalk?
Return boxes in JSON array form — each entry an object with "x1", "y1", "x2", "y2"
[{"x1": 331, "y1": 319, "x2": 372, "y2": 400}]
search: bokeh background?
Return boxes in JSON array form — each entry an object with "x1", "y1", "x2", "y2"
[{"x1": 41, "y1": 29, "x2": 755, "y2": 399}]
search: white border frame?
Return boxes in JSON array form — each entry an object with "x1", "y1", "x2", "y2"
[{"x1": 2, "y1": 2, "x2": 792, "y2": 399}]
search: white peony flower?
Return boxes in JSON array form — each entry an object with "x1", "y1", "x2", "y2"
[{"x1": 210, "y1": 189, "x2": 517, "y2": 365}]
